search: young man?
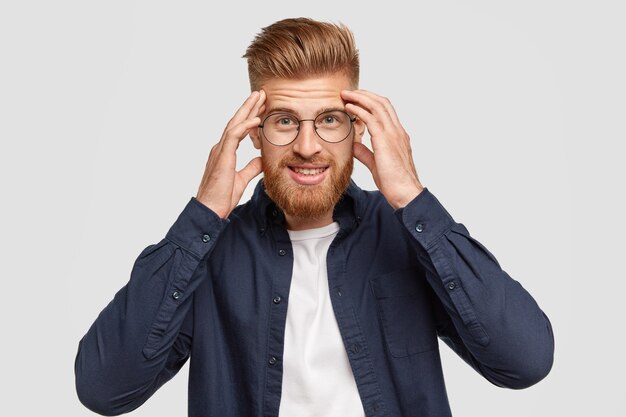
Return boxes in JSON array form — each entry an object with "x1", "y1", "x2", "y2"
[{"x1": 75, "y1": 18, "x2": 554, "y2": 417}]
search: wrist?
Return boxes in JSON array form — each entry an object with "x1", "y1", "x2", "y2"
[{"x1": 391, "y1": 184, "x2": 424, "y2": 209}]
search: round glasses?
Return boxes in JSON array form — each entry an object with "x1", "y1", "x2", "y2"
[{"x1": 258, "y1": 110, "x2": 357, "y2": 146}]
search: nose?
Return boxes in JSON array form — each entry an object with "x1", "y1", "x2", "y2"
[{"x1": 291, "y1": 120, "x2": 323, "y2": 159}]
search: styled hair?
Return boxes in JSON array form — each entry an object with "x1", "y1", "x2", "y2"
[{"x1": 242, "y1": 17, "x2": 359, "y2": 91}]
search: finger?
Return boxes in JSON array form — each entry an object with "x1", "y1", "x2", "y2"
[
  {"x1": 353, "y1": 90, "x2": 397, "y2": 126},
  {"x1": 345, "y1": 102, "x2": 383, "y2": 138},
  {"x1": 353, "y1": 141, "x2": 375, "y2": 172},
  {"x1": 341, "y1": 90, "x2": 396, "y2": 128},
  {"x1": 222, "y1": 117, "x2": 261, "y2": 153},
  {"x1": 352, "y1": 90, "x2": 401, "y2": 127},
  {"x1": 228, "y1": 91, "x2": 261, "y2": 128},
  {"x1": 248, "y1": 90, "x2": 266, "y2": 120}
]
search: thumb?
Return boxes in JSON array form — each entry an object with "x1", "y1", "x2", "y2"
[
  {"x1": 238, "y1": 156, "x2": 263, "y2": 185},
  {"x1": 353, "y1": 142, "x2": 375, "y2": 172}
]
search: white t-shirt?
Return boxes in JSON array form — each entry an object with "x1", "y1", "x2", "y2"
[{"x1": 278, "y1": 222, "x2": 365, "y2": 417}]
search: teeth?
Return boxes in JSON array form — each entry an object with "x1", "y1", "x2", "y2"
[{"x1": 293, "y1": 167, "x2": 326, "y2": 175}]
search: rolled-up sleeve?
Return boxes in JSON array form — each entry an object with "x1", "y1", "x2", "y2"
[
  {"x1": 75, "y1": 197, "x2": 228, "y2": 415},
  {"x1": 395, "y1": 187, "x2": 554, "y2": 389}
]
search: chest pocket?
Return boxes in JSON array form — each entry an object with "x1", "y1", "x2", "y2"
[{"x1": 370, "y1": 269, "x2": 438, "y2": 358}]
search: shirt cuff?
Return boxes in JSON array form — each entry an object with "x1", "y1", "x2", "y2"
[
  {"x1": 394, "y1": 187, "x2": 456, "y2": 250},
  {"x1": 165, "y1": 197, "x2": 230, "y2": 259}
]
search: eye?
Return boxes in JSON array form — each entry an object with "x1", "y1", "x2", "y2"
[
  {"x1": 267, "y1": 113, "x2": 298, "y2": 130},
  {"x1": 316, "y1": 111, "x2": 347, "y2": 128}
]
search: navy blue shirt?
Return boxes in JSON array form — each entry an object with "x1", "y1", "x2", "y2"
[{"x1": 75, "y1": 179, "x2": 554, "y2": 417}]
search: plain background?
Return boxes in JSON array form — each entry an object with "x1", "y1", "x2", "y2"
[{"x1": 1, "y1": 0, "x2": 624, "y2": 416}]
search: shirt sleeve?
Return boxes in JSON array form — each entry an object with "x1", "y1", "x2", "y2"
[
  {"x1": 394, "y1": 187, "x2": 555, "y2": 389},
  {"x1": 74, "y1": 197, "x2": 228, "y2": 415}
]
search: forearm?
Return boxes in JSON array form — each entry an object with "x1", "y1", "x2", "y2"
[
  {"x1": 74, "y1": 197, "x2": 228, "y2": 415},
  {"x1": 396, "y1": 188, "x2": 554, "y2": 388}
]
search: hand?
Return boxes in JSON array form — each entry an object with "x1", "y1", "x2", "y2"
[
  {"x1": 196, "y1": 90, "x2": 266, "y2": 218},
  {"x1": 341, "y1": 89, "x2": 424, "y2": 209}
]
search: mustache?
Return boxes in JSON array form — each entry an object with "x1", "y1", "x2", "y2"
[{"x1": 277, "y1": 155, "x2": 335, "y2": 168}]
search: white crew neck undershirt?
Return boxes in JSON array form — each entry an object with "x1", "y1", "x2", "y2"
[{"x1": 278, "y1": 221, "x2": 365, "y2": 417}]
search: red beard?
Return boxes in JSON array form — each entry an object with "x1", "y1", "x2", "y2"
[{"x1": 262, "y1": 153, "x2": 353, "y2": 220}]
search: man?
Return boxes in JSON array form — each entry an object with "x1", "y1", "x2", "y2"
[{"x1": 75, "y1": 17, "x2": 554, "y2": 417}]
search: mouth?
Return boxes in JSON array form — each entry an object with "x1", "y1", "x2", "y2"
[
  {"x1": 288, "y1": 165, "x2": 329, "y2": 175},
  {"x1": 287, "y1": 164, "x2": 330, "y2": 185}
]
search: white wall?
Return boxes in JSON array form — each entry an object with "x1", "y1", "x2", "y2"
[{"x1": 1, "y1": 0, "x2": 623, "y2": 415}]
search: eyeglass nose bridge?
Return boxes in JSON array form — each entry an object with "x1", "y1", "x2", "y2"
[
  {"x1": 293, "y1": 119, "x2": 348, "y2": 145},
  {"x1": 294, "y1": 118, "x2": 319, "y2": 137}
]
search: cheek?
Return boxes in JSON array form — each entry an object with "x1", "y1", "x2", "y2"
[
  {"x1": 336, "y1": 143, "x2": 354, "y2": 164},
  {"x1": 261, "y1": 147, "x2": 285, "y2": 168}
]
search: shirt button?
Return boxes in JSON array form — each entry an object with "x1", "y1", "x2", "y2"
[
  {"x1": 372, "y1": 402, "x2": 380, "y2": 412},
  {"x1": 201, "y1": 234, "x2": 211, "y2": 243},
  {"x1": 447, "y1": 281, "x2": 457, "y2": 290},
  {"x1": 351, "y1": 343, "x2": 361, "y2": 354},
  {"x1": 268, "y1": 356, "x2": 278, "y2": 365},
  {"x1": 171, "y1": 290, "x2": 181, "y2": 300},
  {"x1": 278, "y1": 249, "x2": 286, "y2": 256},
  {"x1": 415, "y1": 222, "x2": 424, "y2": 233},
  {"x1": 272, "y1": 209, "x2": 278, "y2": 217},
  {"x1": 273, "y1": 295, "x2": 281, "y2": 304}
]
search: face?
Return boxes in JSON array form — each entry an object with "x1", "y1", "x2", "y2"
[{"x1": 249, "y1": 73, "x2": 365, "y2": 221}]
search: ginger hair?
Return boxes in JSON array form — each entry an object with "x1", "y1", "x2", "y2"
[{"x1": 242, "y1": 17, "x2": 359, "y2": 91}]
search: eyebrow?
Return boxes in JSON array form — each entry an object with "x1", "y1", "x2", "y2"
[{"x1": 264, "y1": 106, "x2": 346, "y2": 117}]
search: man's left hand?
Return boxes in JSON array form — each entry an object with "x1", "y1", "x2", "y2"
[{"x1": 341, "y1": 89, "x2": 424, "y2": 209}]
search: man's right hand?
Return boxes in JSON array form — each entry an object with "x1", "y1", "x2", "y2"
[{"x1": 196, "y1": 90, "x2": 266, "y2": 219}]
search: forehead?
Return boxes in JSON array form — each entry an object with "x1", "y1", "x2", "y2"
[{"x1": 260, "y1": 73, "x2": 353, "y2": 115}]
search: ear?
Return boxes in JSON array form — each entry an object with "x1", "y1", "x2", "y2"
[
  {"x1": 249, "y1": 127, "x2": 262, "y2": 150},
  {"x1": 353, "y1": 117, "x2": 366, "y2": 144}
]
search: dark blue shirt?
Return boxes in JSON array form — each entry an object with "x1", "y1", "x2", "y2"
[{"x1": 75, "y1": 179, "x2": 554, "y2": 417}]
